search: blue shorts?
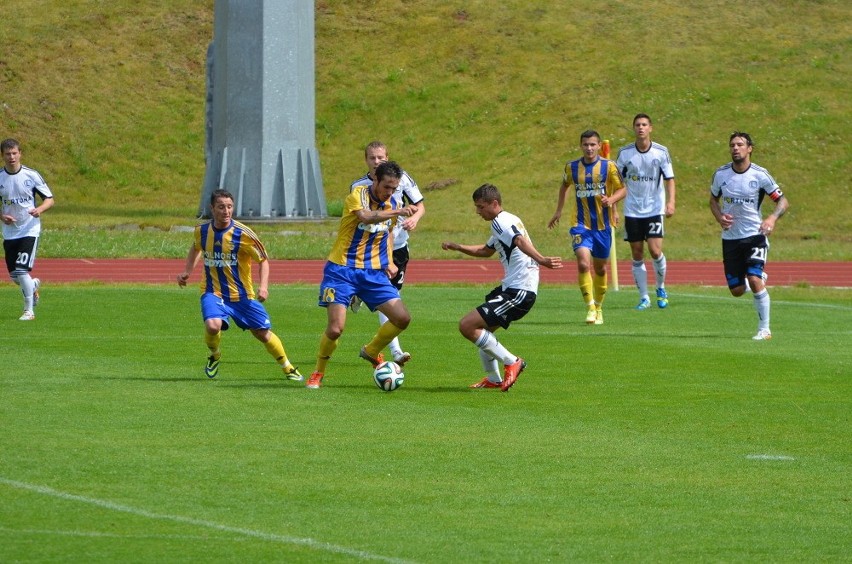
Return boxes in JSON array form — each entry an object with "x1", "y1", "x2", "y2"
[
  {"x1": 570, "y1": 226, "x2": 612, "y2": 259},
  {"x1": 318, "y1": 262, "x2": 400, "y2": 311},
  {"x1": 200, "y1": 293, "x2": 271, "y2": 331}
]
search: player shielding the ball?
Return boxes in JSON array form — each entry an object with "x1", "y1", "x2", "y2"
[{"x1": 307, "y1": 161, "x2": 415, "y2": 389}]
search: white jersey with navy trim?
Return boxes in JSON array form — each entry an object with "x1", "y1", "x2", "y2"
[
  {"x1": 350, "y1": 170, "x2": 423, "y2": 250},
  {"x1": 486, "y1": 210, "x2": 539, "y2": 293},
  {"x1": 616, "y1": 141, "x2": 675, "y2": 218},
  {"x1": 0, "y1": 165, "x2": 53, "y2": 239},
  {"x1": 710, "y1": 162, "x2": 783, "y2": 241}
]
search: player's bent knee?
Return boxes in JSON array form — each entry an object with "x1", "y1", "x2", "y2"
[
  {"x1": 251, "y1": 329, "x2": 271, "y2": 342},
  {"x1": 391, "y1": 312, "x2": 411, "y2": 330}
]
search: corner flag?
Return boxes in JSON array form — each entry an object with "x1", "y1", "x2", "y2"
[{"x1": 601, "y1": 139, "x2": 619, "y2": 291}]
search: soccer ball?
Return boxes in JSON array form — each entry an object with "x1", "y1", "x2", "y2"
[{"x1": 373, "y1": 361, "x2": 404, "y2": 392}]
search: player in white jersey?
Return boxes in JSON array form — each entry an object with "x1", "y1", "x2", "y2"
[
  {"x1": 442, "y1": 184, "x2": 562, "y2": 391},
  {"x1": 710, "y1": 132, "x2": 788, "y2": 341},
  {"x1": 348, "y1": 141, "x2": 425, "y2": 365},
  {"x1": 0, "y1": 139, "x2": 54, "y2": 321},
  {"x1": 615, "y1": 114, "x2": 676, "y2": 310}
]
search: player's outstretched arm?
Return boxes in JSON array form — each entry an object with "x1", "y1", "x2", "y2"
[
  {"x1": 441, "y1": 241, "x2": 495, "y2": 258},
  {"x1": 514, "y1": 235, "x2": 562, "y2": 269},
  {"x1": 355, "y1": 205, "x2": 414, "y2": 225}
]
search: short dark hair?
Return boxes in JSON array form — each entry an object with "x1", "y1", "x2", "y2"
[
  {"x1": 472, "y1": 183, "x2": 501, "y2": 204},
  {"x1": 730, "y1": 131, "x2": 753, "y2": 147},
  {"x1": 375, "y1": 160, "x2": 403, "y2": 182},
  {"x1": 633, "y1": 113, "x2": 652, "y2": 125},
  {"x1": 1, "y1": 138, "x2": 21, "y2": 152},
  {"x1": 580, "y1": 130, "x2": 600, "y2": 143},
  {"x1": 210, "y1": 188, "x2": 234, "y2": 205}
]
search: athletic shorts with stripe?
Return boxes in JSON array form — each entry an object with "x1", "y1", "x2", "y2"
[{"x1": 476, "y1": 286, "x2": 537, "y2": 330}]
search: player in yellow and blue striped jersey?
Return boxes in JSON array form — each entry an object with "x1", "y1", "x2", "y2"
[
  {"x1": 177, "y1": 189, "x2": 302, "y2": 381},
  {"x1": 306, "y1": 161, "x2": 416, "y2": 389},
  {"x1": 548, "y1": 130, "x2": 625, "y2": 326}
]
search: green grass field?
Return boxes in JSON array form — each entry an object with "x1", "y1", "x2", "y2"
[{"x1": 2, "y1": 284, "x2": 849, "y2": 562}]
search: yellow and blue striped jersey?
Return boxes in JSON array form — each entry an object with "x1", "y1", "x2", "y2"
[
  {"x1": 194, "y1": 219, "x2": 268, "y2": 301},
  {"x1": 562, "y1": 157, "x2": 625, "y2": 231},
  {"x1": 327, "y1": 184, "x2": 398, "y2": 270}
]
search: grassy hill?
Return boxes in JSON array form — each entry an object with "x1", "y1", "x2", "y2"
[{"x1": 3, "y1": 1, "x2": 850, "y2": 260}]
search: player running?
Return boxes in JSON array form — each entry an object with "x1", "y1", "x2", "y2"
[{"x1": 710, "y1": 132, "x2": 789, "y2": 341}]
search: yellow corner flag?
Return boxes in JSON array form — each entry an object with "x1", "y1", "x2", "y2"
[{"x1": 601, "y1": 139, "x2": 619, "y2": 291}]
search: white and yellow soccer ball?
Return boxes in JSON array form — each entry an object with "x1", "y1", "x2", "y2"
[{"x1": 373, "y1": 361, "x2": 404, "y2": 392}]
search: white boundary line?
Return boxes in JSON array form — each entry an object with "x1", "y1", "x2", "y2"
[
  {"x1": 0, "y1": 477, "x2": 414, "y2": 564},
  {"x1": 745, "y1": 454, "x2": 795, "y2": 461}
]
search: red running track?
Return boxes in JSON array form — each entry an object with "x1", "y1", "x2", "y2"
[{"x1": 29, "y1": 259, "x2": 852, "y2": 287}]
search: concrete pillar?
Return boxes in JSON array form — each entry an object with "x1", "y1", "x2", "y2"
[{"x1": 199, "y1": 0, "x2": 326, "y2": 220}]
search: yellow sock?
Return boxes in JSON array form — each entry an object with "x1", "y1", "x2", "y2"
[
  {"x1": 204, "y1": 331, "x2": 221, "y2": 358},
  {"x1": 263, "y1": 331, "x2": 290, "y2": 367},
  {"x1": 315, "y1": 333, "x2": 338, "y2": 374},
  {"x1": 579, "y1": 271, "x2": 593, "y2": 307},
  {"x1": 365, "y1": 321, "x2": 404, "y2": 358},
  {"x1": 593, "y1": 272, "x2": 607, "y2": 307}
]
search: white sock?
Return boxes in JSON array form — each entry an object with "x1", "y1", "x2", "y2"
[
  {"x1": 653, "y1": 254, "x2": 667, "y2": 289},
  {"x1": 478, "y1": 349, "x2": 502, "y2": 382},
  {"x1": 474, "y1": 329, "x2": 516, "y2": 366},
  {"x1": 632, "y1": 260, "x2": 648, "y2": 299},
  {"x1": 16, "y1": 272, "x2": 35, "y2": 311},
  {"x1": 753, "y1": 289, "x2": 770, "y2": 331}
]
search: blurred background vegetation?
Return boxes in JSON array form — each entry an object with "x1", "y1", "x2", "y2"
[{"x1": 2, "y1": 1, "x2": 849, "y2": 260}]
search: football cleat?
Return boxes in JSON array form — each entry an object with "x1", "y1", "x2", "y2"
[
  {"x1": 306, "y1": 371, "x2": 324, "y2": 389},
  {"x1": 33, "y1": 278, "x2": 41, "y2": 307},
  {"x1": 349, "y1": 296, "x2": 362, "y2": 313},
  {"x1": 585, "y1": 308, "x2": 597, "y2": 325},
  {"x1": 500, "y1": 358, "x2": 526, "y2": 392},
  {"x1": 283, "y1": 365, "x2": 304, "y2": 381},
  {"x1": 205, "y1": 354, "x2": 220, "y2": 378},
  {"x1": 470, "y1": 377, "x2": 501, "y2": 389},
  {"x1": 594, "y1": 309, "x2": 604, "y2": 325},
  {"x1": 18, "y1": 310, "x2": 35, "y2": 321},
  {"x1": 656, "y1": 288, "x2": 669, "y2": 308},
  {"x1": 393, "y1": 352, "x2": 412, "y2": 366},
  {"x1": 635, "y1": 297, "x2": 651, "y2": 310},
  {"x1": 752, "y1": 329, "x2": 772, "y2": 341},
  {"x1": 359, "y1": 346, "x2": 384, "y2": 368}
]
